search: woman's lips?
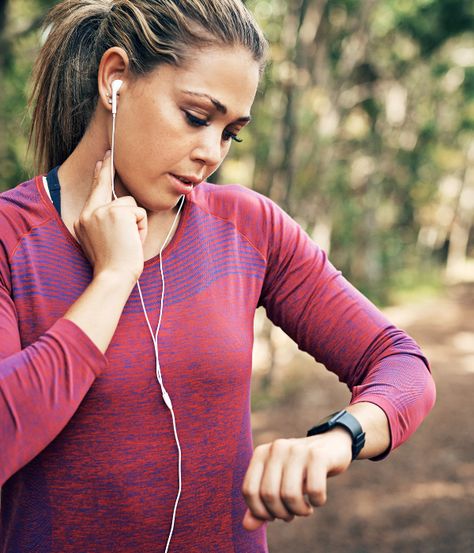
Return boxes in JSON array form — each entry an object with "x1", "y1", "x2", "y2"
[{"x1": 167, "y1": 173, "x2": 197, "y2": 194}]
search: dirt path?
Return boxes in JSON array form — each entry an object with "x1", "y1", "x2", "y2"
[{"x1": 251, "y1": 283, "x2": 474, "y2": 553}]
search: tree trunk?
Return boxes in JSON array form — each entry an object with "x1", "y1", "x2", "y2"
[
  {"x1": 0, "y1": 0, "x2": 10, "y2": 188},
  {"x1": 446, "y1": 149, "x2": 474, "y2": 282}
]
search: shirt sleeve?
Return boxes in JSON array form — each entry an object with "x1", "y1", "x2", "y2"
[
  {"x1": 257, "y1": 198, "x2": 436, "y2": 458},
  {"x1": 0, "y1": 277, "x2": 108, "y2": 485}
]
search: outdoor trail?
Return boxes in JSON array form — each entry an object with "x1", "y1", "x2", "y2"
[{"x1": 253, "y1": 283, "x2": 474, "y2": 553}]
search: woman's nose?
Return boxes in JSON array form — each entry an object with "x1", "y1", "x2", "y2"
[{"x1": 190, "y1": 131, "x2": 224, "y2": 167}]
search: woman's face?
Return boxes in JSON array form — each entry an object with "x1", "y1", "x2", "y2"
[{"x1": 112, "y1": 46, "x2": 260, "y2": 212}]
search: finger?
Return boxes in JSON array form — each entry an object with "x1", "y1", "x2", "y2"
[
  {"x1": 93, "y1": 159, "x2": 102, "y2": 181},
  {"x1": 259, "y1": 441, "x2": 294, "y2": 521},
  {"x1": 305, "y1": 450, "x2": 328, "y2": 508},
  {"x1": 135, "y1": 206, "x2": 148, "y2": 245},
  {"x1": 114, "y1": 204, "x2": 148, "y2": 246},
  {"x1": 84, "y1": 150, "x2": 114, "y2": 210},
  {"x1": 104, "y1": 199, "x2": 146, "y2": 244},
  {"x1": 242, "y1": 508, "x2": 267, "y2": 532},
  {"x1": 110, "y1": 196, "x2": 138, "y2": 207},
  {"x1": 98, "y1": 204, "x2": 147, "y2": 233},
  {"x1": 280, "y1": 448, "x2": 314, "y2": 516},
  {"x1": 242, "y1": 445, "x2": 275, "y2": 523}
]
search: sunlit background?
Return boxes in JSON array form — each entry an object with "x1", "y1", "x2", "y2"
[
  {"x1": 1, "y1": 0, "x2": 473, "y2": 303},
  {"x1": 1, "y1": 1, "x2": 473, "y2": 551}
]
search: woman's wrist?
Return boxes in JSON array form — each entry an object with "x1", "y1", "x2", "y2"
[
  {"x1": 63, "y1": 270, "x2": 137, "y2": 354},
  {"x1": 346, "y1": 402, "x2": 391, "y2": 459},
  {"x1": 92, "y1": 268, "x2": 138, "y2": 296},
  {"x1": 306, "y1": 428, "x2": 353, "y2": 475}
]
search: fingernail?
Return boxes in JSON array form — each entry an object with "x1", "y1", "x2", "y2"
[{"x1": 104, "y1": 150, "x2": 111, "y2": 159}]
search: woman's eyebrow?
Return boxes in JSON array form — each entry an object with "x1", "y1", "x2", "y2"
[{"x1": 180, "y1": 89, "x2": 252, "y2": 123}]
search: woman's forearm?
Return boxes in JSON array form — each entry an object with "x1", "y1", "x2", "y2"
[
  {"x1": 346, "y1": 401, "x2": 390, "y2": 459},
  {"x1": 63, "y1": 270, "x2": 136, "y2": 354}
]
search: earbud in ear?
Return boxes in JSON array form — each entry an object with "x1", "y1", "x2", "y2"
[{"x1": 111, "y1": 79, "x2": 123, "y2": 115}]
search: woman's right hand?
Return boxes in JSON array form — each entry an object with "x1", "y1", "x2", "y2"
[{"x1": 73, "y1": 150, "x2": 148, "y2": 285}]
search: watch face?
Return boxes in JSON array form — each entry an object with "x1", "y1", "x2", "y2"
[
  {"x1": 322, "y1": 411, "x2": 344, "y2": 425},
  {"x1": 307, "y1": 410, "x2": 365, "y2": 460},
  {"x1": 306, "y1": 411, "x2": 345, "y2": 436}
]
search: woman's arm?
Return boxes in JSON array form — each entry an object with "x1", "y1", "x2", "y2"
[
  {"x1": 346, "y1": 401, "x2": 390, "y2": 459},
  {"x1": 241, "y1": 193, "x2": 435, "y2": 530},
  {"x1": 63, "y1": 152, "x2": 147, "y2": 352},
  {"x1": 0, "y1": 153, "x2": 147, "y2": 485},
  {"x1": 242, "y1": 402, "x2": 389, "y2": 530}
]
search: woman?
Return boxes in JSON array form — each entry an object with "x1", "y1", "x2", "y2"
[{"x1": 0, "y1": 1, "x2": 435, "y2": 552}]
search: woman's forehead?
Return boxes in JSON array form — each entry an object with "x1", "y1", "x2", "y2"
[{"x1": 143, "y1": 46, "x2": 260, "y2": 115}]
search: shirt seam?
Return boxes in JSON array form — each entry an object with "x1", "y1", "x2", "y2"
[
  {"x1": 8, "y1": 216, "x2": 56, "y2": 264},
  {"x1": 189, "y1": 197, "x2": 268, "y2": 266}
]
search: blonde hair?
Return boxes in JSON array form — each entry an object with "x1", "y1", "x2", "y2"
[{"x1": 29, "y1": 0, "x2": 267, "y2": 173}]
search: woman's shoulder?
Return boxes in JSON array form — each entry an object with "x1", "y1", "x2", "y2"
[
  {"x1": 190, "y1": 180, "x2": 281, "y2": 223},
  {"x1": 0, "y1": 176, "x2": 51, "y2": 253},
  {"x1": 188, "y1": 181, "x2": 297, "y2": 260},
  {"x1": 0, "y1": 175, "x2": 43, "y2": 212}
]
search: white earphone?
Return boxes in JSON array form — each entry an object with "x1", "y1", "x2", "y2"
[
  {"x1": 110, "y1": 79, "x2": 123, "y2": 115},
  {"x1": 109, "y1": 79, "x2": 122, "y2": 199},
  {"x1": 109, "y1": 77, "x2": 183, "y2": 553}
]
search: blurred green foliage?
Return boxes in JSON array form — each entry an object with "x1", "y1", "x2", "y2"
[{"x1": 1, "y1": 0, "x2": 473, "y2": 303}]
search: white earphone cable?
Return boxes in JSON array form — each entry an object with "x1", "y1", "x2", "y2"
[
  {"x1": 135, "y1": 201, "x2": 184, "y2": 553},
  {"x1": 111, "y1": 113, "x2": 118, "y2": 200},
  {"x1": 110, "y1": 87, "x2": 184, "y2": 552},
  {"x1": 136, "y1": 195, "x2": 184, "y2": 387}
]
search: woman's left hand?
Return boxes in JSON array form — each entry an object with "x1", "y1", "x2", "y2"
[{"x1": 242, "y1": 428, "x2": 353, "y2": 531}]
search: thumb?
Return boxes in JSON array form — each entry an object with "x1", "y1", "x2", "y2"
[{"x1": 242, "y1": 509, "x2": 266, "y2": 532}]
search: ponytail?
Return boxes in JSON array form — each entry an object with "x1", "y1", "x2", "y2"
[
  {"x1": 29, "y1": 1, "x2": 111, "y2": 174},
  {"x1": 28, "y1": 0, "x2": 267, "y2": 174}
]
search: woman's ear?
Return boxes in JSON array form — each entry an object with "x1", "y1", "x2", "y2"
[{"x1": 97, "y1": 47, "x2": 130, "y2": 112}]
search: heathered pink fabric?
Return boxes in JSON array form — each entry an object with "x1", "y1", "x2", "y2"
[{"x1": 0, "y1": 175, "x2": 435, "y2": 552}]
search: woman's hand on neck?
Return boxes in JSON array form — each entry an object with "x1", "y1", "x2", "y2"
[
  {"x1": 58, "y1": 107, "x2": 112, "y2": 213},
  {"x1": 56, "y1": 107, "x2": 182, "y2": 256}
]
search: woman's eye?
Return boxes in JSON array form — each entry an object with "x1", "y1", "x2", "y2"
[
  {"x1": 223, "y1": 130, "x2": 243, "y2": 143},
  {"x1": 184, "y1": 111, "x2": 243, "y2": 144},
  {"x1": 185, "y1": 111, "x2": 209, "y2": 127}
]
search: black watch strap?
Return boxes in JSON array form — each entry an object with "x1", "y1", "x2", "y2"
[{"x1": 306, "y1": 410, "x2": 366, "y2": 460}]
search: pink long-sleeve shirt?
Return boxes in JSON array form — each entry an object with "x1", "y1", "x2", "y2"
[{"x1": 0, "y1": 175, "x2": 435, "y2": 552}]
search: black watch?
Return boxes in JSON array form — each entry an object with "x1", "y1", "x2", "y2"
[{"x1": 306, "y1": 410, "x2": 366, "y2": 460}]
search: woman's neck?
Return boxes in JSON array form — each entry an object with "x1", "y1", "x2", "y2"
[{"x1": 56, "y1": 117, "x2": 183, "y2": 259}]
